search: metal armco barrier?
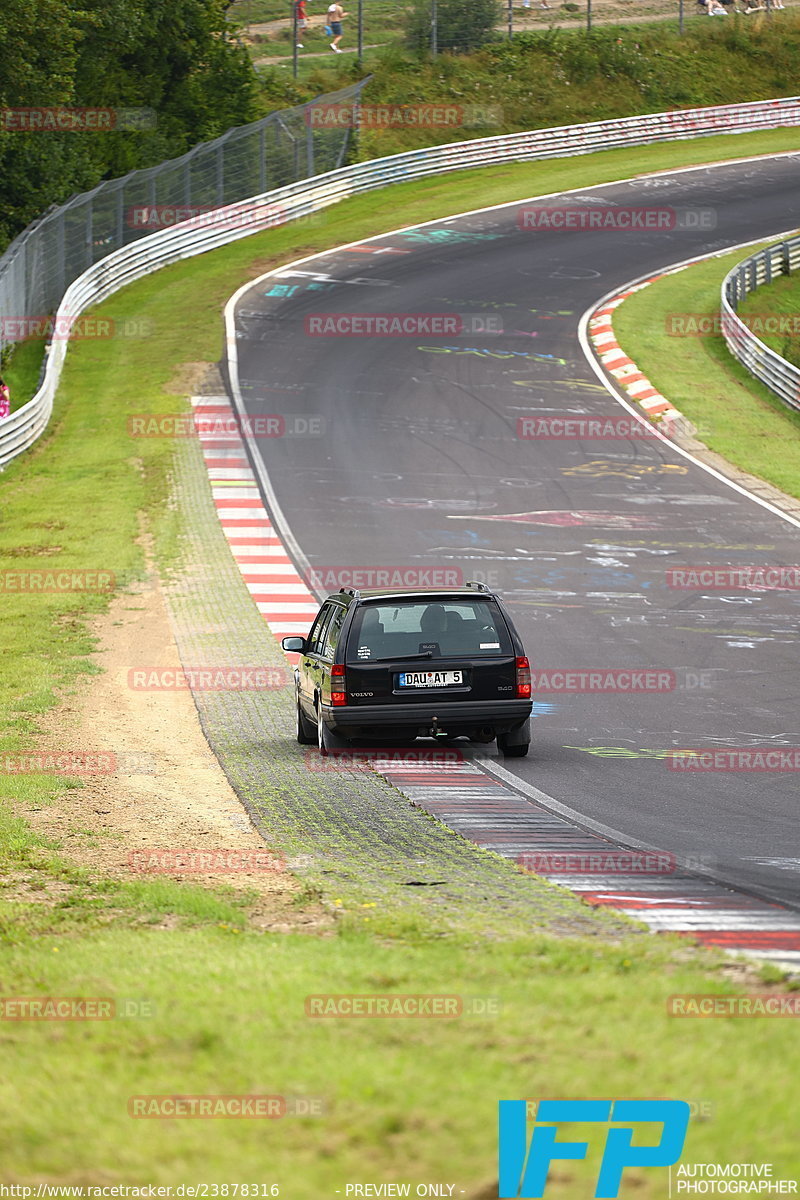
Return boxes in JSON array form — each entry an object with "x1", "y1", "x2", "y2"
[
  {"x1": 2, "y1": 94, "x2": 800, "y2": 468},
  {"x1": 720, "y1": 235, "x2": 800, "y2": 415}
]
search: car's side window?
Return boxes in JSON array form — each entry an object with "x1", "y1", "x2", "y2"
[
  {"x1": 322, "y1": 604, "x2": 347, "y2": 660},
  {"x1": 307, "y1": 605, "x2": 334, "y2": 656}
]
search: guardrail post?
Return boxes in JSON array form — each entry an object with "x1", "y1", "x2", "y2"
[
  {"x1": 116, "y1": 182, "x2": 125, "y2": 248},
  {"x1": 217, "y1": 139, "x2": 225, "y2": 205},
  {"x1": 260, "y1": 123, "x2": 268, "y2": 194},
  {"x1": 85, "y1": 203, "x2": 93, "y2": 271},
  {"x1": 721, "y1": 234, "x2": 800, "y2": 416},
  {"x1": 306, "y1": 117, "x2": 314, "y2": 177},
  {"x1": 56, "y1": 211, "x2": 66, "y2": 301}
]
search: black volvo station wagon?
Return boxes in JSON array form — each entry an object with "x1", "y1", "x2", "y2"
[{"x1": 282, "y1": 582, "x2": 532, "y2": 757}]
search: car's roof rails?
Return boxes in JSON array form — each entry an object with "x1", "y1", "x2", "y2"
[
  {"x1": 465, "y1": 580, "x2": 491, "y2": 593},
  {"x1": 338, "y1": 587, "x2": 362, "y2": 601}
]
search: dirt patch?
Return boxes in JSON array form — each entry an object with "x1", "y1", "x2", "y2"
[
  {"x1": 163, "y1": 362, "x2": 214, "y2": 396},
  {"x1": 23, "y1": 548, "x2": 329, "y2": 934}
]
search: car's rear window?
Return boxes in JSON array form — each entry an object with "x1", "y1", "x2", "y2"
[{"x1": 346, "y1": 599, "x2": 512, "y2": 662}]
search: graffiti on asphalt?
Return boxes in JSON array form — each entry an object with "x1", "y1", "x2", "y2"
[
  {"x1": 418, "y1": 345, "x2": 568, "y2": 364},
  {"x1": 449, "y1": 511, "x2": 666, "y2": 529},
  {"x1": 560, "y1": 461, "x2": 688, "y2": 479}
]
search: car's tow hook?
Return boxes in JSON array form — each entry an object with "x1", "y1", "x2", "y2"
[{"x1": 430, "y1": 716, "x2": 448, "y2": 740}]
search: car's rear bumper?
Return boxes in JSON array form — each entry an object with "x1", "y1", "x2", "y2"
[{"x1": 323, "y1": 698, "x2": 533, "y2": 732}]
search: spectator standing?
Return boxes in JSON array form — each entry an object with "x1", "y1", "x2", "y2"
[{"x1": 0, "y1": 377, "x2": 10, "y2": 420}]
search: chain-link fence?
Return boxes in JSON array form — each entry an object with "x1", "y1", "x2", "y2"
[{"x1": 0, "y1": 78, "x2": 369, "y2": 363}]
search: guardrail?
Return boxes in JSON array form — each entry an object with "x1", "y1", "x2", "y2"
[
  {"x1": 3, "y1": 93, "x2": 800, "y2": 468},
  {"x1": 720, "y1": 235, "x2": 800, "y2": 415}
]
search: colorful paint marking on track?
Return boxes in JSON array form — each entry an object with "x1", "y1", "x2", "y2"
[
  {"x1": 587, "y1": 277, "x2": 688, "y2": 432},
  {"x1": 377, "y1": 757, "x2": 800, "y2": 971},
  {"x1": 192, "y1": 395, "x2": 318, "y2": 639},
  {"x1": 193, "y1": 393, "x2": 800, "y2": 972}
]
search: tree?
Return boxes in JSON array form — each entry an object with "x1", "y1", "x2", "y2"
[{"x1": 0, "y1": 0, "x2": 257, "y2": 250}]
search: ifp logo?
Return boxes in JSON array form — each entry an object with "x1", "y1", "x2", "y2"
[{"x1": 498, "y1": 1099, "x2": 690, "y2": 1198}]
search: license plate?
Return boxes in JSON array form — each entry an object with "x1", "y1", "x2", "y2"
[{"x1": 398, "y1": 670, "x2": 463, "y2": 688}]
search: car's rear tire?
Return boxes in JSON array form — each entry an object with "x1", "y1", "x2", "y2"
[
  {"x1": 497, "y1": 721, "x2": 530, "y2": 758},
  {"x1": 296, "y1": 696, "x2": 316, "y2": 745},
  {"x1": 317, "y1": 705, "x2": 349, "y2": 756}
]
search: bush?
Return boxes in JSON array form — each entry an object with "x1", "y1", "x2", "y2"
[{"x1": 405, "y1": 0, "x2": 502, "y2": 55}]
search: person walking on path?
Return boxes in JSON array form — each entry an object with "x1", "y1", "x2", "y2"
[
  {"x1": 327, "y1": 1, "x2": 347, "y2": 52},
  {"x1": 294, "y1": 0, "x2": 308, "y2": 47}
]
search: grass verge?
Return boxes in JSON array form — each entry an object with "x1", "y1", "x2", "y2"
[
  {"x1": 612, "y1": 241, "x2": 800, "y2": 500},
  {"x1": 1, "y1": 130, "x2": 799, "y2": 1184},
  {"x1": 738, "y1": 266, "x2": 800, "y2": 369},
  {"x1": 1, "y1": 335, "x2": 46, "y2": 412},
  {"x1": 2, "y1": 924, "x2": 798, "y2": 1190}
]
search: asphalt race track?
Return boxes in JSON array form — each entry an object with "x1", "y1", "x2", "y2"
[{"x1": 230, "y1": 154, "x2": 800, "y2": 911}]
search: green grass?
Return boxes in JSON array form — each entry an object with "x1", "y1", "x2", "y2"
[
  {"x1": 1, "y1": 335, "x2": 46, "y2": 412},
  {"x1": 3, "y1": 130, "x2": 800, "y2": 1183},
  {"x1": 738, "y1": 266, "x2": 800, "y2": 369},
  {"x1": 613, "y1": 241, "x2": 800, "y2": 500},
  {"x1": 249, "y1": 15, "x2": 800, "y2": 155},
  {"x1": 1, "y1": 926, "x2": 798, "y2": 1189}
]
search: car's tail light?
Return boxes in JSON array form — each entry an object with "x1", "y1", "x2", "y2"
[
  {"x1": 331, "y1": 664, "x2": 347, "y2": 707},
  {"x1": 515, "y1": 656, "x2": 531, "y2": 698}
]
